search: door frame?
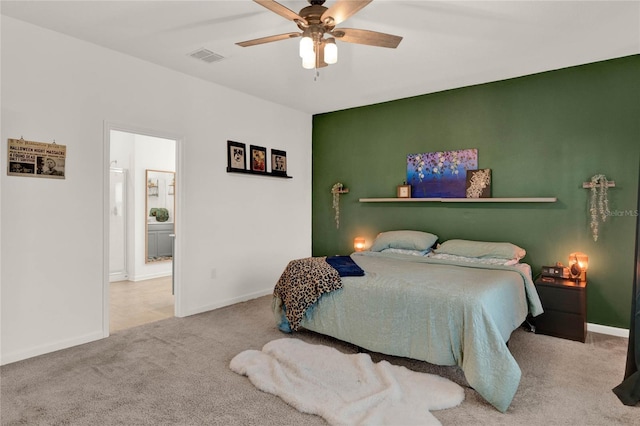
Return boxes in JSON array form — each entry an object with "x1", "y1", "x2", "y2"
[{"x1": 102, "y1": 121, "x2": 185, "y2": 337}]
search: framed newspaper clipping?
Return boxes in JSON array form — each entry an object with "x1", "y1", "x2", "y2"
[{"x1": 7, "y1": 138, "x2": 66, "y2": 179}]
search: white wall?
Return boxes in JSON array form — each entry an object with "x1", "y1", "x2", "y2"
[{"x1": 0, "y1": 16, "x2": 312, "y2": 364}]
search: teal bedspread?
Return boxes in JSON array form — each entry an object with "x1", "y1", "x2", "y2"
[{"x1": 272, "y1": 251, "x2": 543, "y2": 413}]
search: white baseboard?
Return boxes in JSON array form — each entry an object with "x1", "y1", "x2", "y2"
[
  {"x1": 587, "y1": 322, "x2": 629, "y2": 338},
  {"x1": 1, "y1": 331, "x2": 105, "y2": 366},
  {"x1": 130, "y1": 271, "x2": 172, "y2": 282},
  {"x1": 109, "y1": 272, "x2": 129, "y2": 282},
  {"x1": 179, "y1": 288, "x2": 273, "y2": 318}
]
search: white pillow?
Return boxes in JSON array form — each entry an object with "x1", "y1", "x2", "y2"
[
  {"x1": 381, "y1": 248, "x2": 431, "y2": 257},
  {"x1": 434, "y1": 239, "x2": 526, "y2": 260},
  {"x1": 369, "y1": 230, "x2": 438, "y2": 252},
  {"x1": 429, "y1": 252, "x2": 519, "y2": 266}
]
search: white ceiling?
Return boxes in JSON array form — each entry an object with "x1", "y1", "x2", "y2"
[{"x1": 2, "y1": 1, "x2": 639, "y2": 114}]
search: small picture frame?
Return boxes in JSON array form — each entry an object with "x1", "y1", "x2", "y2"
[
  {"x1": 250, "y1": 145, "x2": 267, "y2": 173},
  {"x1": 227, "y1": 141, "x2": 246, "y2": 171},
  {"x1": 271, "y1": 149, "x2": 287, "y2": 176},
  {"x1": 465, "y1": 169, "x2": 492, "y2": 198},
  {"x1": 397, "y1": 184, "x2": 411, "y2": 198}
]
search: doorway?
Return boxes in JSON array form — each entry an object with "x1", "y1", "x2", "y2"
[{"x1": 105, "y1": 124, "x2": 181, "y2": 334}]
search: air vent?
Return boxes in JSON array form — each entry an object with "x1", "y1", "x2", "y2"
[{"x1": 188, "y1": 48, "x2": 224, "y2": 64}]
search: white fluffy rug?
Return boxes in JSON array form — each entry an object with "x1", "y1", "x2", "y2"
[{"x1": 230, "y1": 338, "x2": 464, "y2": 425}]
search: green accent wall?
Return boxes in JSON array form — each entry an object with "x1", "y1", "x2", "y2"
[{"x1": 312, "y1": 55, "x2": 640, "y2": 329}]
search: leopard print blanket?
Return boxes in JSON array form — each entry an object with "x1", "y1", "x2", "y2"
[{"x1": 273, "y1": 256, "x2": 342, "y2": 331}]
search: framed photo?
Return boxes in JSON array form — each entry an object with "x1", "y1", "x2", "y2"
[
  {"x1": 397, "y1": 184, "x2": 411, "y2": 198},
  {"x1": 250, "y1": 145, "x2": 267, "y2": 173},
  {"x1": 271, "y1": 149, "x2": 287, "y2": 176},
  {"x1": 227, "y1": 141, "x2": 246, "y2": 171},
  {"x1": 8, "y1": 138, "x2": 66, "y2": 179},
  {"x1": 465, "y1": 168, "x2": 492, "y2": 198}
]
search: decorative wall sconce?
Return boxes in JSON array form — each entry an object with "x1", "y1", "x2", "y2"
[
  {"x1": 354, "y1": 237, "x2": 366, "y2": 252},
  {"x1": 568, "y1": 252, "x2": 589, "y2": 282},
  {"x1": 331, "y1": 182, "x2": 349, "y2": 229},
  {"x1": 583, "y1": 174, "x2": 614, "y2": 241}
]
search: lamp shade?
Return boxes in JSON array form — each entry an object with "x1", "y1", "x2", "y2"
[
  {"x1": 354, "y1": 237, "x2": 366, "y2": 252},
  {"x1": 568, "y1": 252, "x2": 588, "y2": 281},
  {"x1": 299, "y1": 35, "x2": 313, "y2": 59},
  {"x1": 302, "y1": 55, "x2": 315, "y2": 69},
  {"x1": 324, "y1": 38, "x2": 338, "y2": 64}
]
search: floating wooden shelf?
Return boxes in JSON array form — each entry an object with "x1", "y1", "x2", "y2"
[
  {"x1": 226, "y1": 168, "x2": 292, "y2": 179},
  {"x1": 359, "y1": 197, "x2": 557, "y2": 203}
]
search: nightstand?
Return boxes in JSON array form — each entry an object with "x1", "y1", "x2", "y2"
[{"x1": 532, "y1": 276, "x2": 587, "y2": 342}]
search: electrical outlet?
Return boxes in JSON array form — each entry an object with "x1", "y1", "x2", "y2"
[{"x1": 211, "y1": 268, "x2": 217, "y2": 279}]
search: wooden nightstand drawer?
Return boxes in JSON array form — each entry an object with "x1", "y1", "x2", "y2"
[
  {"x1": 534, "y1": 310, "x2": 586, "y2": 342},
  {"x1": 536, "y1": 285, "x2": 585, "y2": 314}
]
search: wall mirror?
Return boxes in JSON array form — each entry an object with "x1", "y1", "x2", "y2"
[{"x1": 145, "y1": 169, "x2": 175, "y2": 263}]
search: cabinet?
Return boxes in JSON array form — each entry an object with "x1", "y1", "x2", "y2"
[
  {"x1": 147, "y1": 222, "x2": 174, "y2": 259},
  {"x1": 533, "y1": 277, "x2": 587, "y2": 342}
]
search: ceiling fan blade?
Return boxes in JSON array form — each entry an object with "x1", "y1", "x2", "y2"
[
  {"x1": 321, "y1": 0, "x2": 372, "y2": 26},
  {"x1": 236, "y1": 32, "x2": 301, "y2": 47},
  {"x1": 333, "y1": 28, "x2": 402, "y2": 48},
  {"x1": 254, "y1": 0, "x2": 307, "y2": 25}
]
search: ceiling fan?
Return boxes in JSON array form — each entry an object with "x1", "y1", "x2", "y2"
[{"x1": 236, "y1": 0, "x2": 402, "y2": 69}]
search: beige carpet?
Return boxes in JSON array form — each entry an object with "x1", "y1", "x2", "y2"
[{"x1": 1, "y1": 295, "x2": 637, "y2": 425}]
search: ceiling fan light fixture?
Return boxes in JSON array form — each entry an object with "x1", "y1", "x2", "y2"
[
  {"x1": 324, "y1": 38, "x2": 337, "y2": 64},
  {"x1": 238, "y1": 0, "x2": 402, "y2": 70},
  {"x1": 302, "y1": 54, "x2": 316, "y2": 69},
  {"x1": 299, "y1": 33, "x2": 313, "y2": 59}
]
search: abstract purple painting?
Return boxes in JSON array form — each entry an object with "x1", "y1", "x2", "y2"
[{"x1": 407, "y1": 149, "x2": 478, "y2": 198}]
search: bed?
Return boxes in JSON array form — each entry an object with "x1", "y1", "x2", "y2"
[{"x1": 272, "y1": 232, "x2": 544, "y2": 413}]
